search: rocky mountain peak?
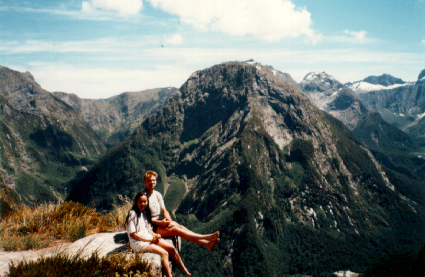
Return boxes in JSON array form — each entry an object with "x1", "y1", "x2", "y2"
[
  {"x1": 244, "y1": 59, "x2": 299, "y2": 88},
  {"x1": 299, "y1": 71, "x2": 354, "y2": 112},
  {"x1": 300, "y1": 71, "x2": 344, "y2": 96}
]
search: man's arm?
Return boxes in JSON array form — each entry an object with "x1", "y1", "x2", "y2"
[
  {"x1": 161, "y1": 207, "x2": 179, "y2": 229},
  {"x1": 151, "y1": 217, "x2": 170, "y2": 226},
  {"x1": 161, "y1": 207, "x2": 172, "y2": 221}
]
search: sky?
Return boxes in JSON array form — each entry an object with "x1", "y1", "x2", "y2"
[{"x1": 1, "y1": 0, "x2": 424, "y2": 99}]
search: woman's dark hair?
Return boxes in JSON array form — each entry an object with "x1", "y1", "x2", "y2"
[{"x1": 125, "y1": 192, "x2": 152, "y2": 228}]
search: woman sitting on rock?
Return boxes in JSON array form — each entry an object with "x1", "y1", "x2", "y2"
[
  {"x1": 126, "y1": 192, "x2": 191, "y2": 277},
  {"x1": 143, "y1": 170, "x2": 220, "y2": 251}
]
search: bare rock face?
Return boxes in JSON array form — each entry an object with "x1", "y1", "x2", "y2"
[
  {"x1": 0, "y1": 65, "x2": 106, "y2": 205},
  {"x1": 300, "y1": 72, "x2": 367, "y2": 130}
]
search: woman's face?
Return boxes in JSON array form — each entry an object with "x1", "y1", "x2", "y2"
[{"x1": 137, "y1": 195, "x2": 149, "y2": 211}]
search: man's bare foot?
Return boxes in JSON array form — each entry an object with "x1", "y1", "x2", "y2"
[
  {"x1": 208, "y1": 231, "x2": 220, "y2": 241},
  {"x1": 207, "y1": 238, "x2": 220, "y2": 251}
]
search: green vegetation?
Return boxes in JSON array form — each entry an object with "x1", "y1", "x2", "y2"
[
  {"x1": 164, "y1": 179, "x2": 186, "y2": 212},
  {"x1": 352, "y1": 111, "x2": 419, "y2": 152},
  {"x1": 364, "y1": 243, "x2": 425, "y2": 277}
]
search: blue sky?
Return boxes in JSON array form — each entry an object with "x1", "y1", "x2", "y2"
[{"x1": 1, "y1": 0, "x2": 424, "y2": 99}]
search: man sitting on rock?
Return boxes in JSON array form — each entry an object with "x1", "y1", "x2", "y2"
[{"x1": 143, "y1": 170, "x2": 220, "y2": 251}]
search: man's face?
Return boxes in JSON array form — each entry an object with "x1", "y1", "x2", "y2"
[{"x1": 144, "y1": 175, "x2": 157, "y2": 190}]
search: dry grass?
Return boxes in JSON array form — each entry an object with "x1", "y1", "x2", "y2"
[
  {"x1": 0, "y1": 197, "x2": 155, "y2": 276},
  {"x1": 0, "y1": 201, "x2": 112, "y2": 251},
  {"x1": 106, "y1": 194, "x2": 133, "y2": 229}
]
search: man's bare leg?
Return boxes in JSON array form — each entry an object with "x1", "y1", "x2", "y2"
[{"x1": 156, "y1": 225, "x2": 220, "y2": 250}]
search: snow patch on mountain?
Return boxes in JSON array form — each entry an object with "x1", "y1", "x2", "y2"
[{"x1": 346, "y1": 81, "x2": 412, "y2": 94}]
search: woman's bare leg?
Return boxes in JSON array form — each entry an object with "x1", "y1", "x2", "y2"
[
  {"x1": 156, "y1": 239, "x2": 191, "y2": 275},
  {"x1": 143, "y1": 244, "x2": 173, "y2": 277}
]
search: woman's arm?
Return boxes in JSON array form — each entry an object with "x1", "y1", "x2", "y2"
[{"x1": 129, "y1": 231, "x2": 154, "y2": 242}]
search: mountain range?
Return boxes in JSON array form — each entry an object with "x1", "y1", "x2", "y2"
[
  {"x1": 300, "y1": 71, "x2": 419, "y2": 152},
  {"x1": 357, "y1": 70, "x2": 425, "y2": 146},
  {"x1": 66, "y1": 61, "x2": 425, "y2": 276},
  {"x1": 0, "y1": 65, "x2": 105, "y2": 204},
  {"x1": 1, "y1": 62, "x2": 425, "y2": 275},
  {"x1": 0, "y1": 65, "x2": 174, "y2": 206},
  {"x1": 53, "y1": 88, "x2": 175, "y2": 148}
]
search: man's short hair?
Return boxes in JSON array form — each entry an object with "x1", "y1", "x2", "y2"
[{"x1": 144, "y1": 170, "x2": 158, "y2": 181}]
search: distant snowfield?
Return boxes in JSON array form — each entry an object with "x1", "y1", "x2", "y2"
[{"x1": 347, "y1": 81, "x2": 412, "y2": 94}]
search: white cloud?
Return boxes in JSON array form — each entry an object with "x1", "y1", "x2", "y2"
[
  {"x1": 0, "y1": 37, "x2": 160, "y2": 54},
  {"x1": 20, "y1": 47, "x2": 424, "y2": 99},
  {"x1": 82, "y1": 0, "x2": 143, "y2": 16},
  {"x1": 164, "y1": 34, "x2": 184, "y2": 45},
  {"x1": 147, "y1": 0, "x2": 321, "y2": 43},
  {"x1": 29, "y1": 63, "x2": 191, "y2": 99},
  {"x1": 343, "y1": 29, "x2": 367, "y2": 42},
  {"x1": 422, "y1": 39, "x2": 425, "y2": 44}
]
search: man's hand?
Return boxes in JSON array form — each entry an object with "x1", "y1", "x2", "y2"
[
  {"x1": 161, "y1": 218, "x2": 171, "y2": 227},
  {"x1": 166, "y1": 221, "x2": 179, "y2": 230}
]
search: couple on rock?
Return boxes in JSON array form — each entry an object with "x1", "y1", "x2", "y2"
[{"x1": 125, "y1": 171, "x2": 220, "y2": 277}]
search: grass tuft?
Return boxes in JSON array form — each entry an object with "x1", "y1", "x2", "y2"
[
  {"x1": 7, "y1": 248, "x2": 151, "y2": 277},
  {"x1": 106, "y1": 195, "x2": 133, "y2": 229},
  {"x1": 0, "y1": 200, "x2": 125, "y2": 251}
]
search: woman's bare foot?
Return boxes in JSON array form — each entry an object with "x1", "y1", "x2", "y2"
[
  {"x1": 179, "y1": 265, "x2": 191, "y2": 276},
  {"x1": 207, "y1": 238, "x2": 220, "y2": 251}
]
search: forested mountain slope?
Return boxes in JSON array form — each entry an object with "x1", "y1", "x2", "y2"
[{"x1": 0, "y1": 65, "x2": 106, "y2": 205}]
